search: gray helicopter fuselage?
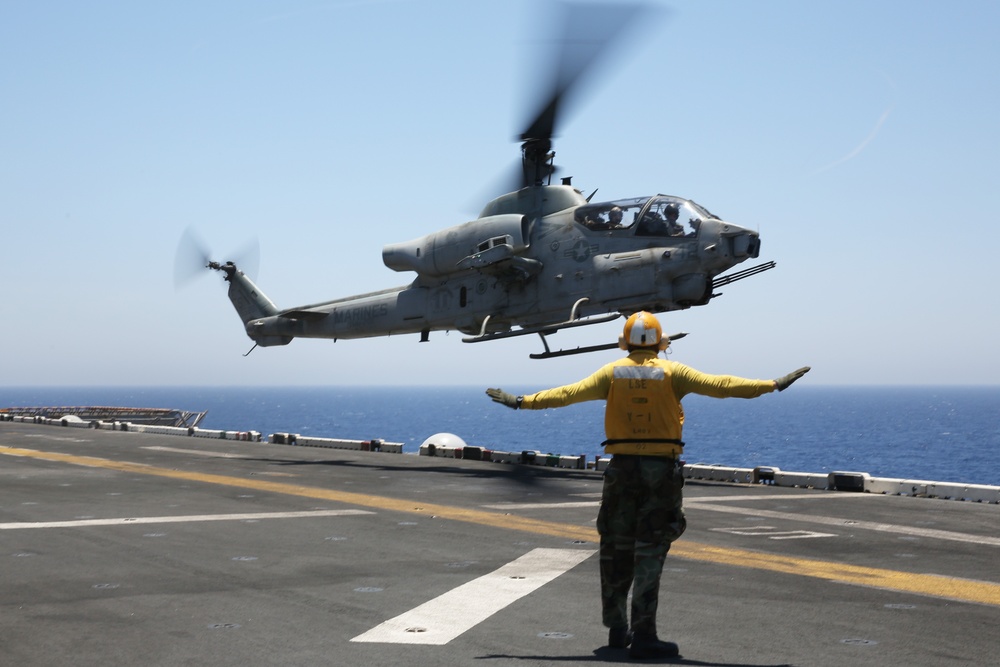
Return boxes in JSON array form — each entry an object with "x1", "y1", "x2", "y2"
[
  {"x1": 224, "y1": 186, "x2": 762, "y2": 348},
  {"x1": 201, "y1": 4, "x2": 772, "y2": 355}
]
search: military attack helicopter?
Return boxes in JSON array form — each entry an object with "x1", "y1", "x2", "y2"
[{"x1": 179, "y1": 2, "x2": 775, "y2": 359}]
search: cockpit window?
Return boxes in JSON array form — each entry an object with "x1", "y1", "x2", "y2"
[
  {"x1": 574, "y1": 197, "x2": 650, "y2": 231},
  {"x1": 635, "y1": 197, "x2": 705, "y2": 237},
  {"x1": 575, "y1": 195, "x2": 708, "y2": 237}
]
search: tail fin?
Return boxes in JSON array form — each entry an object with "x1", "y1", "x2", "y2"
[{"x1": 211, "y1": 262, "x2": 293, "y2": 347}]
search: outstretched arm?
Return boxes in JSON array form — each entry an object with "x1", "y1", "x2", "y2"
[
  {"x1": 671, "y1": 363, "x2": 811, "y2": 399},
  {"x1": 485, "y1": 365, "x2": 613, "y2": 411}
]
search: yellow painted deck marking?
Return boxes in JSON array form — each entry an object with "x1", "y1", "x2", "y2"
[
  {"x1": 0, "y1": 445, "x2": 590, "y2": 540},
  {"x1": 4, "y1": 444, "x2": 1000, "y2": 607}
]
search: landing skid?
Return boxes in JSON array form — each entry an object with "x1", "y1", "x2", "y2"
[
  {"x1": 529, "y1": 338, "x2": 619, "y2": 359},
  {"x1": 530, "y1": 331, "x2": 688, "y2": 359},
  {"x1": 461, "y1": 311, "x2": 621, "y2": 344},
  {"x1": 462, "y1": 297, "x2": 622, "y2": 345}
]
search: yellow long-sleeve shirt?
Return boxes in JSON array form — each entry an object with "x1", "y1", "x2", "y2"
[{"x1": 520, "y1": 350, "x2": 776, "y2": 456}]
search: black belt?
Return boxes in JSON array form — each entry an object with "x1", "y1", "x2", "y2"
[
  {"x1": 601, "y1": 438, "x2": 684, "y2": 447},
  {"x1": 611, "y1": 453, "x2": 683, "y2": 459}
]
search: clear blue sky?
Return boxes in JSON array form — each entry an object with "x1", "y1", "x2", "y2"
[{"x1": 2, "y1": 0, "x2": 998, "y2": 387}]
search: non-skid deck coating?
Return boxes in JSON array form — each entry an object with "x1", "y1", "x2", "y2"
[{"x1": 2, "y1": 421, "x2": 997, "y2": 666}]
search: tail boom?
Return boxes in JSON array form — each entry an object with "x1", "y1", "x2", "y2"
[{"x1": 211, "y1": 262, "x2": 292, "y2": 347}]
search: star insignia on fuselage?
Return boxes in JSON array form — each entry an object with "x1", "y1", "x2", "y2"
[{"x1": 564, "y1": 239, "x2": 598, "y2": 262}]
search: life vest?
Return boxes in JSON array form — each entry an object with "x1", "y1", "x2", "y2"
[{"x1": 603, "y1": 359, "x2": 684, "y2": 457}]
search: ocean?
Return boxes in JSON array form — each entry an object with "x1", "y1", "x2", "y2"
[{"x1": 2, "y1": 386, "x2": 998, "y2": 487}]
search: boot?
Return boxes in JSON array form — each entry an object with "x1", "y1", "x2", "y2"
[
  {"x1": 608, "y1": 626, "x2": 632, "y2": 649},
  {"x1": 629, "y1": 633, "x2": 679, "y2": 660}
]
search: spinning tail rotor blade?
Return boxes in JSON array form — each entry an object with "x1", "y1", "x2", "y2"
[
  {"x1": 173, "y1": 227, "x2": 260, "y2": 288},
  {"x1": 173, "y1": 226, "x2": 212, "y2": 288},
  {"x1": 231, "y1": 236, "x2": 260, "y2": 284}
]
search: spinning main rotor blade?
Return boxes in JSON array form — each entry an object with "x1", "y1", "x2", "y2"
[{"x1": 519, "y1": 1, "x2": 652, "y2": 187}]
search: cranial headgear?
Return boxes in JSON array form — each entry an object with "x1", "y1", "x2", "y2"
[{"x1": 618, "y1": 311, "x2": 668, "y2": 351}]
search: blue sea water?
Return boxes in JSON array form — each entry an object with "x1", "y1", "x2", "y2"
[{"x1": 2, "y1": 386, "x2": 998, "y2": 487}]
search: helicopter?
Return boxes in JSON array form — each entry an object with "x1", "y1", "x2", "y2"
[{"x1": 183, "y1": 2, "x2": 775, "y2": 360}]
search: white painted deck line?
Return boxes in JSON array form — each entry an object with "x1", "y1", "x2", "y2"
[
  {"x1": 351, "y1": 547, "x2": 595, "y2": 645},
  {"x1": 0, "y1": 509, "x2": 372, "y2": 530}
]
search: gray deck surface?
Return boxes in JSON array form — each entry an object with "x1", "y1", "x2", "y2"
[{"x1": 2, "y1": 421, "x2": 997, "y2": 666}]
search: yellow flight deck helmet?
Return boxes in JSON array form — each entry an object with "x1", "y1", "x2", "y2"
[{"x1": 618, "y1": 311, "x2": 668, "y2": 351}]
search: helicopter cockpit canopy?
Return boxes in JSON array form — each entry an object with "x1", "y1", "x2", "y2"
[{"x1": 574, "y1": 195, "x2": 715, "y2": 237}]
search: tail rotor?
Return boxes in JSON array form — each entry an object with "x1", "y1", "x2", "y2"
[{"x1": 173, "y1": 226, "x2": 260, "y2": 288}]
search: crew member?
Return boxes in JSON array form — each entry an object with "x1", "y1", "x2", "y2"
[
  {"x1": 486, "y1": 312, "x2": 810, "y2": 660},
  {"x1": 608, "y1": 206, "x2": 624, "y2": 228}
]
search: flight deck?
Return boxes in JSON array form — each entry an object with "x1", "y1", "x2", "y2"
[{"x1": 1, "y1": 420, "x2": 997, "y2": 666}]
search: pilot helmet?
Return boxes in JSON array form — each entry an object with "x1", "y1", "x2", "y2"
[{"x1": 618, "y1": 311, "x2": 668, "y2": 351}]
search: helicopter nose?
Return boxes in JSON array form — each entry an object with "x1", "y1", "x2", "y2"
[
  {"x1": 736, "y1": 229, "x2": 760, "y2": 258},
  {"x1": 724, "y1": 223, "x2": 760, "y2": 259}
]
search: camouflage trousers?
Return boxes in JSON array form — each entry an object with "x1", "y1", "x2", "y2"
[{"x1": 596, "y1": 454, "x2": 686, "y2": 635}]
